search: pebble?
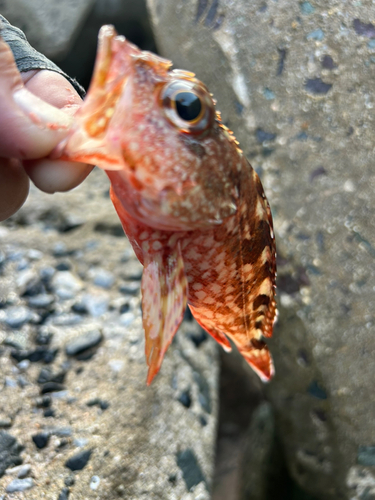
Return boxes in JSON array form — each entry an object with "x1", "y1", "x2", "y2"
[
  {"x1": 39, "y1": 266, "x2": 55, "y2": 282},
  {"x1": 90, "y1": 475, "x2": 101, "y2": 490},
  {"x1": 0, "y1": 431, "x2": 23, "y2": 476},
  {"x1": 51, "y1": 271, "x2": 82, "y2": 300},
  {"x1": 27, "y1": 294, "x2": 54, "y2": 308},
  {"x1": 37, "y1": 367, "x2": 66, "y2": 385},
  {"x1": 27, "y1": 249, "x2": 43, "y2": 260},
  {"x1": 65, "y1": 330, "x2": 103, "y2": 356},
  {"x1": 86, "y1": 398, "x2": 110, "y2": 410},
  {"x1": 178, "y1": 391, "x2": 192, "y2": 409},
  {"x1": 11, "y1": 347, "x2": 58, "y2": 364},
  {"x1": 90, "y1": 268, "x2": 115, "y2": 289},
  {"x1": 53, "y1": 242, "x2": 69, "y2": 257},
  {"x1": 0, "y1": 418, "x2": 12, "y2": 428},
  {"x1": 41, "y1": 382, "x2": 66, "y2": 394},
  {"x1": 73, "y1": 437, "x2": 88, "y2": 447},
  {"x1": 119, "y1": 281, "x2": 139, "y2": 295},
  {"x1": 57, "y1": 487, "x2": 70, "y2": 500},
  {"x1": 65, "y1": 449, "x2": 92, "y2": 471},
  {"x1": 0, "y1": 306, "x2": 34, "y2": 329},
  {"x1": 6, "y1": 478, "x2": 34, "y2": 493},
  {"x1": 81, "y1": 293, "x2": 109, "y2": 317},
  {"x1": 64, "y1": 475, "x2": 75, "y2": 486},
  {"x1": 43, "y1": 408, "x2": 55, "y2": 418},
  {"x1": 32, "y1": 432, "x2": 50, "y2": 449},
  {"x1": 35, "y1": 395, "x2": 52, "y2": 408},
  {"x1": 119, "y1": 312, "x2": 135, "y2": 326},
  {"x1": 7, "y1": 464, "x2": 31, "y2": 478},
  {"x1": 51, "y1": 313, "x2": 82, "y2": 326}
]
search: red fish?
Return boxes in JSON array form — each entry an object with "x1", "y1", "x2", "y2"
[{"x1": 58, "y1": 26, "x2": 277, "y2": 384}]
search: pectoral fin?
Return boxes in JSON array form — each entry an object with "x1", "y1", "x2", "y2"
[{"x1": 142, "y1": 242, "x2": 188, "y2": 385}]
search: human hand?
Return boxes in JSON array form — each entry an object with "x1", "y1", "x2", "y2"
[{"x1": 0, "y1": 35, "x2": 92, "y2": 221}]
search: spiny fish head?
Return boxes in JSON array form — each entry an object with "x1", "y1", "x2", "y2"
[{"x1": 67, "y1": 26, "x2": 241, "y2": 231}]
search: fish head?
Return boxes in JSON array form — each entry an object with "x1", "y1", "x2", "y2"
[{"x1": 59, "y1": 26, "x2": 240, "y2": 231}]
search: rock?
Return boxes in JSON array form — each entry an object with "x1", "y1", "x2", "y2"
[
  {"x1": 176, "y1": 449, "x2": 206, "y2": 491},
  {"x1": 81, "y1": 293, "x2": 109, "y2": 317},
  {"x1": 89, "y1": 268, "x2": 115, "y2": 289},
  {"x1": 0, "y1": 306, "x2": 35, "y2": 329},
  {"x1": 11, "y1": 347, "x2": 58, "y2": 364},
  {"x1": 27, "y1": 294, "x2": 54, "y2": 308},
  {"x1": 65, "y1": 330, "x2": 103, "y2": 357},
  {"x1": 0, "y1": 431, "x2": 24, "y2": 477},
  {"x1": 6, "y1": 477, "x2": 34, "y2": 493},
  {"x1": 90, "y1": 475, "x2": 100, "y2": 490},
  {"x1": 0, "y1": 0, "x2": 95, "y2": 59},
  {"x1": 147, "y1": 1, "x2": 375, "y2": 498},
  {"x1": 65, "y1": 449, "x2": 92, "y2": 471},
  {"x1": 32, "y1": 432, "x2": 50, "y2": 449},
  {"x1": 57, "y1": 487, "x2": 70, "y2": 500},
  {"x1": 51, "y1": 271, "x2": 82, "y2": 300}
]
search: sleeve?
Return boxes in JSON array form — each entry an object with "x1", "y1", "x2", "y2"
[{"x1": 0, "y1": 15, "x2": 85, "y2": 99}]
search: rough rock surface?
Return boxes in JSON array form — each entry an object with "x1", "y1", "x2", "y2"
[
  {"x1": 0, "y1": 169, "x2": 218, "y2": 499},
  {"x1": 147, "y1": 1, "x2": 375, "y2": 499},
  {"x1": 0, "y1": 0, "x2": 95, "y2": 59}
]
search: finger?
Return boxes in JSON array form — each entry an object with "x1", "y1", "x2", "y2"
[
  {"x1": 0, "y1": 158, "x2": 29, "y2": 221},
  {"x1": 0, "y1": 36, "x2": 73, "y2": 159},
  {"x1": 21, "y1": 69, "x2": 93, "y2": 192}
]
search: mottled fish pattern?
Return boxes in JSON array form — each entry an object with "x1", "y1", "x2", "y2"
[{"x1": 58, "y1": 26, "x2": 277, "y2": 384}]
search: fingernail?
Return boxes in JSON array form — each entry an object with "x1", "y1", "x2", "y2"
[{"x1": 13, "y1": 87, "x2": 73, "y2": 130}]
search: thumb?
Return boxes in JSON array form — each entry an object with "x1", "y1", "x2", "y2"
[{"x1": 0, "y1": 36, "x2": 73, "y2": 159}]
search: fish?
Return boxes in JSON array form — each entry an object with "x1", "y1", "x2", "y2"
[{"x1": 57, "y1": 25, "x2": 277, "y2": 385}]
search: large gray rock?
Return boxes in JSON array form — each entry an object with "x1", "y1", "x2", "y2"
[
  {"x1": 0, "y1": 169, "x2": 218, "y2": 499},
  {"x1": 1, "y1": 0, "x2": 95, "y2": 58},
  {"x1": 147, "y1": 1, "x2": 375, "y2": 498}
]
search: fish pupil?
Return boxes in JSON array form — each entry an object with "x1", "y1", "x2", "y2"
[{"x1": 175, "y1": 92, "x2": 202, "y2": 121}]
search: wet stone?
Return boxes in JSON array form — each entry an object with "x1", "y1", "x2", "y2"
[
  {"x1": 176, "y1": 449, "x2": 206, "y2": 491},
  {"x1": 57, "y1": 487, "x2": 70, "y2": 500},
  {"x1": 6, "y1": 478, "x2": 34, "y2": 493},
  {"x1": 27, "y1": 294, "x2": 54, "y2": 308},
  {"x1": 11, "y1": 347, "x2": 58, "y2": 364},
  {"x1": 353, "y1": 18, "x2": 375, "y2": 38},
  {"x1": 255, "y1": 128, "x2": 277, "y2": 143},
  {"x1": 41, "y1": 382, "x2": 66, "y2": 394},
  {"x1": 90, "y1": 268, "x2": 115, "y2": 289},
  {"x1": 65, "y1": 449, "x2": 92, "y2": 471},
  {"x1": 65, "y1": 330, "x2": 103, "y2": 356},
  {"x1": 51, "y1": 313, "x2": 82, "y2": 326},
  {"x1": 86, "y1": 398, "x2": 110, "y2": 410},
  {"x1": 55, "y1": 261, "x2": 71, "y2": 271},
  {"x1": 32, "y1": 432, "x2": 50, "y2": 449},
  {"x1": 0, "y1": 431, "x2": 24, "y2": 477},
  {"x1": 119, "y1": 281, "x2": 139, "y2": 295},
  {"x1": 307, "y1": 380, "x2": 328, "y2": 400},
  {"x1": 64, "y1": 476, "x2": 75, "y2": 486},
  {"x1": 43, "y1": 408, "x2": 55, "y2": 418},
  {"x1": 35, "y1": 395, "x2": 52, "y2": 408},
  {"x1": 189, "y1": 330, "x2": 208, "y2": 347},
  {"x1": 358, "y1": 446, "x2": 375, "y2": 466},
  {"x1": 178, "y1": 390, "x2": 192, "y2": 408},
  {"x1": 305, "y1": 78, "x2": 332, "y2": 94},
  {"x1": 37, "y1": 367, "x2": 66, "y2": 385},
  {"x1": 1, "y1": 306, "x2": 35, "y2": 329},
  {"x1": 321, "y1": 54, "x2": 335, "y2": 69},
  {"x1": 81, "y1": 293, "x2": 109, "y2": 317},
  {"x1": 0, "y1": 418, "x2": 12, "y2": 429}
]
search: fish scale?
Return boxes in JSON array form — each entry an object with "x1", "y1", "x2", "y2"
[{"x1": 58, "y1": 25, "x2": 277, "y2": 384}]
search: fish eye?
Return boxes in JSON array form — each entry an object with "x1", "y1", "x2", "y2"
[
  {"x1": 174, "y1": 92, "x2": 202, "y2": 122},
  {"x1": 161, "y1": 79, "x2": 214, "y2": 134}
]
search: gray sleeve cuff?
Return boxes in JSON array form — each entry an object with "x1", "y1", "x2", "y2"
[{"x1": 0, "y1": 15, "x2": 85, "y2": 99}]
